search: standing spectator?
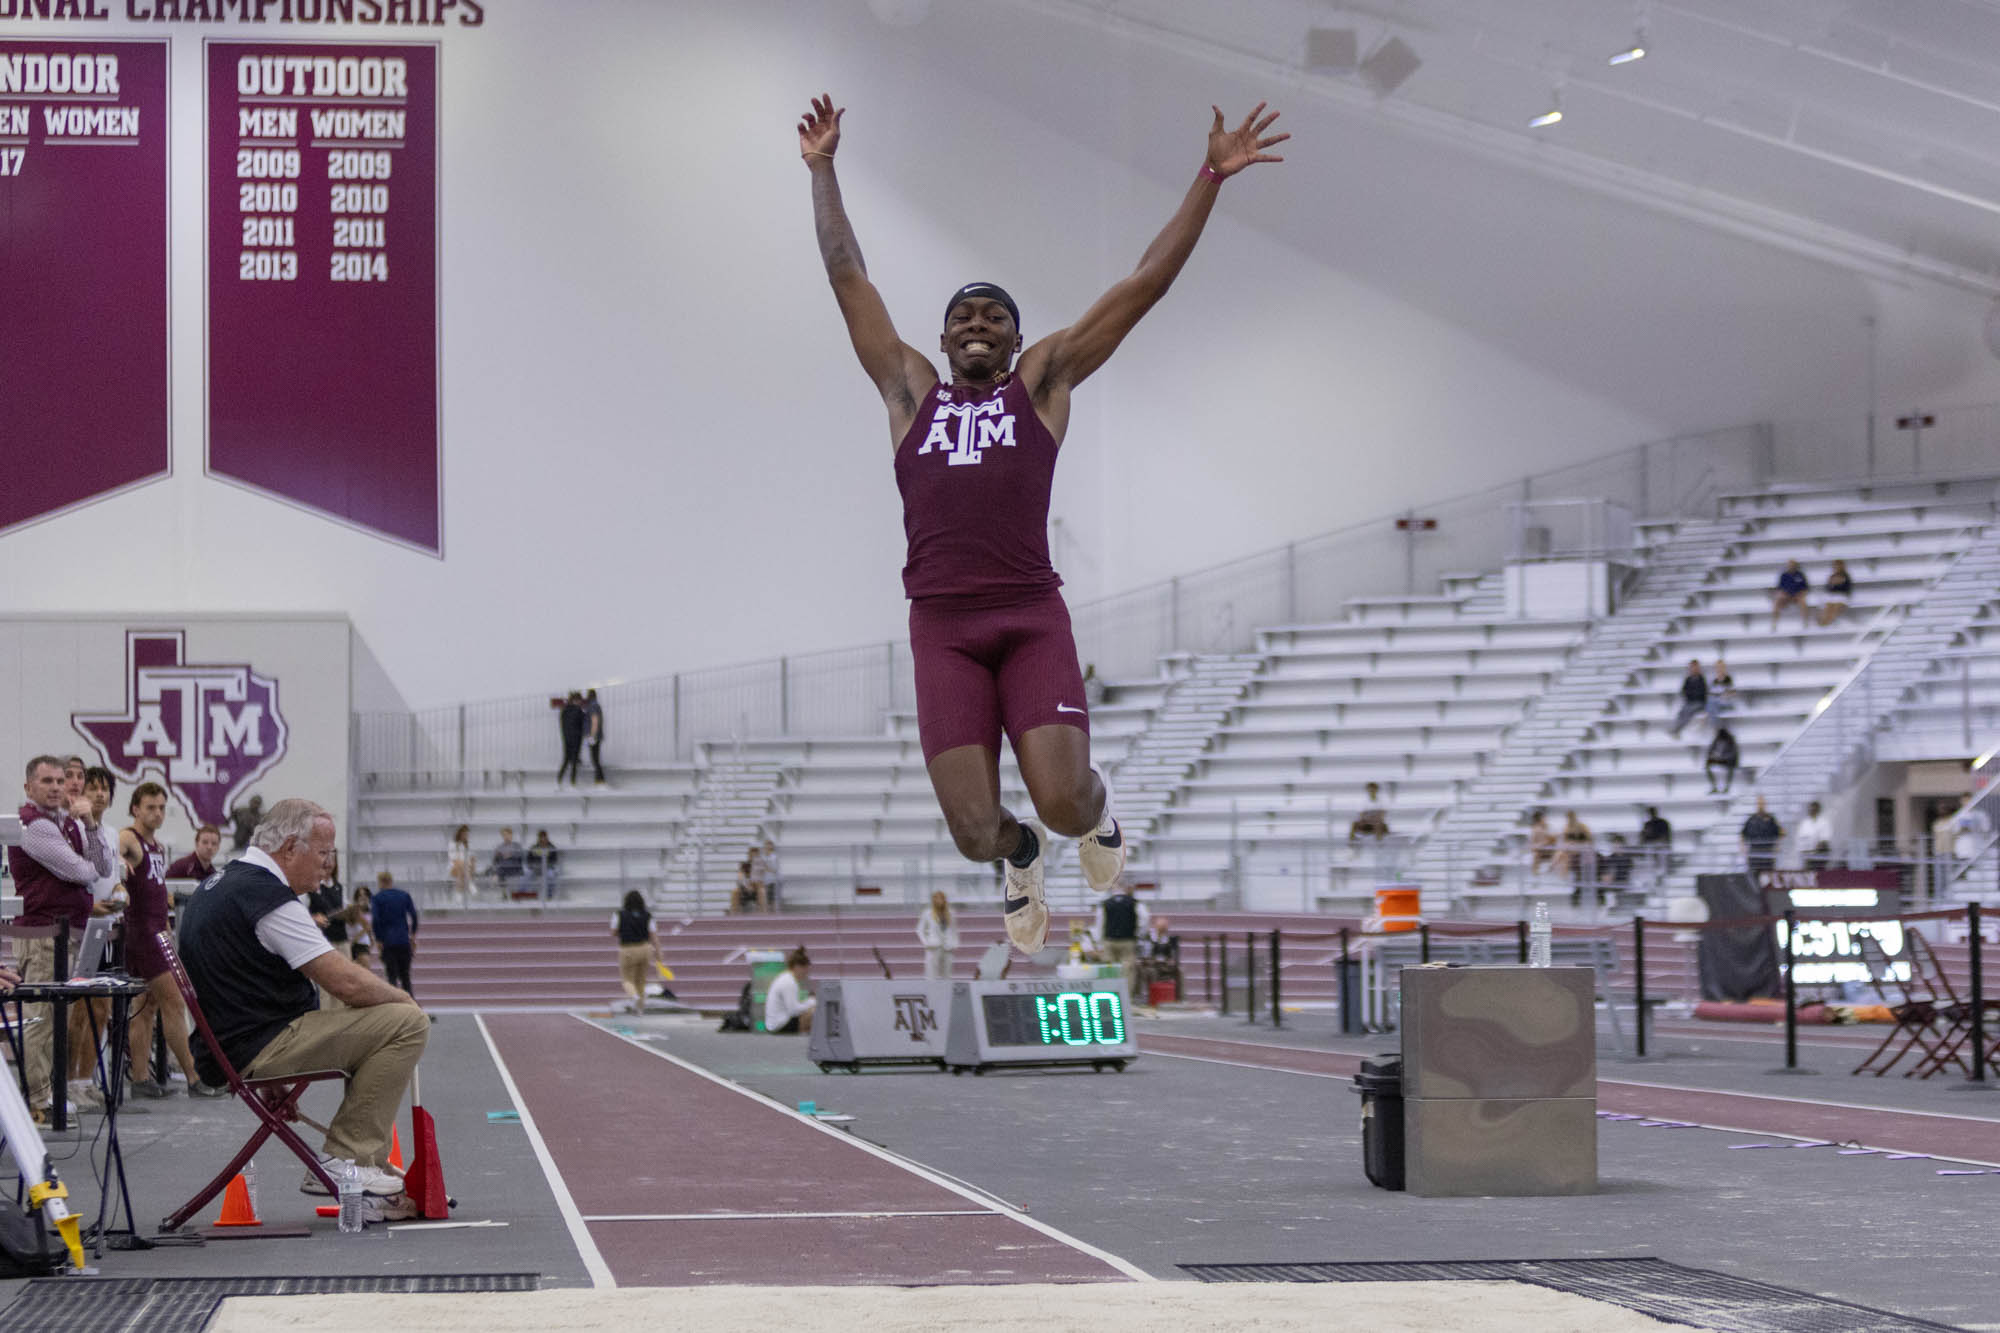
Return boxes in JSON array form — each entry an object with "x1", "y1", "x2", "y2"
[
  {"x1": 370, "y1": 870, "x2": 420, "y2": 1005},
  {"x1": 1602, "y1": 834, "x2": 1634, "y2": 892},
  {"x1": 1638, "y1": 806, "x2": 1673, "y2": 884},
  {"x1": 346, "y1": 884, "x2": 376, "y2": 964},
  {"x1": 759, "y1": 837, "x2": 781, "y2": 909},
  {"x1": 73, "y1": 767, "x2": 123, "y2": 1090},
  {"x1": 1795, "y1": 800, "x2": 1834, "y2": 871},
  {"x1": 167, "y1": 824, "x2": 223, "y2": 882},
  {"x1": 492, "y1": 827, "x2": 525, "y2": 898},
  {"x1": 556, "y1": 691, "x2": 587, "y2": 789},
  {"x1": 732, "y1": 860, "x2": 765, "y2": 915},
  {"x1": 1348, "y1": 782, "x2": 1390, "y2": 841},
  {"x1": 309, "y1": 850, "x2": 348, "y2": 950},
  {"x1": 1556, "y1": 810, "x2": 1595, "y2": 894},
  {"x1": 526, "y1": 830, "x2": 561, "y2": 900},
  {"x1": 584, "y1": 688, "x2": 607, "y2": 787},
  {"x1": 1705, "y1": 659, "x2": 1737, "y2": 722},
  {"x1": 7, "y1": 755, "x2": 116, "y2": 1121},
  {"x1": 611, "y1": 890, "x2": 657, "y2": 1014},
  {"x1": 764, "y1": 947, "x2": 815, "y2": 1034},
  {"x1": 1741, "y1": 797, "x2": 1783, "y2": 878},
  {"x1": 119, "y1": 782, "x2": 218, "y2": 1099},
  {"x1": 1941, "y1": 792, "x2": 1992, "y2": 879},
  {"x1": 1095, "y1": 882, "x2": 1148, "y2": 997},
  {"x1": 1137, "y1": 913, "x2": 1181, "y2": 1003},
  {"x1": 916, "y1": 890, "x2": 958, "y2": 979},
  {"x1": 1817, "y1": 559, "x2": 1853, "y2": 626},
  {"x1": 1705, "y1": 727, "x2": 1740, "y2": 794},
  {"x1": 227, "y1": 794, "x2": 264, "y2": 857},
  {"x1": 447, "y1": 823, "x2": 474, "y2": 905},
  {"x1": 1771, "y1": 559, "x2": 1811, "y2": 629},
  {"x1": 1527, "y1": 809, "x2": 1557, "y2": 874},
  {"x1": 1666, "y1": 660, "x2": 1708, "y2": 738}
]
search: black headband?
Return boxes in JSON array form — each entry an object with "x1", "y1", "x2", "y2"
[{"x1": 944, "y1": 282, "x2": 1020, "y2": 333}]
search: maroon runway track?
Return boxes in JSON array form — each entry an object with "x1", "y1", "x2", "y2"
[
  {"x1": 480, "y1": 1013, "x2": 1132, "y2": 1287},
  {"x1": 1139, "y1": 1033, "x2": 2000, "y2": 1164}
]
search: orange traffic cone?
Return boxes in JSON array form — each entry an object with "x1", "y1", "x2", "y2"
[
  {"x1": 213, "y1": 1173, "x2": 261, "y2": 1227},
  {"x1": 388, "y1": 1127, "x2": 405, "y2": 1172},
  {"x1": 400, "y1": 1072, "x2": 454, "y2": 1220}
]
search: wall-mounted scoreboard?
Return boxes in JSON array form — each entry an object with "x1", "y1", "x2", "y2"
[{"x1": 943, "y1": 978, "x2": 1137, "y2": 1075}]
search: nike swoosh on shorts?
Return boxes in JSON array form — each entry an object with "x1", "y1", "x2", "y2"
[{"x1": 1056, "y1": 703, "x2": 1086, "y2": 714}]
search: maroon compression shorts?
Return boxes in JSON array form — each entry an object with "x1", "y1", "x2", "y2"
[{"x1": 908, "y1": 589, "x2": 1090, "y2": 764}]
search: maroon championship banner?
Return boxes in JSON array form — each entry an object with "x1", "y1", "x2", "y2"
[
  {"x1": 0, "y1": 39, "x2": 169, "y2": 535},
  {"x1": 206, "y1": 41, "x2": 439, "y2": 553}
]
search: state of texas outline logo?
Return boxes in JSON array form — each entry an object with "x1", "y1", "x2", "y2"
[{"x1": 72, "y1": 631, "x2": 288, "y2": 828}]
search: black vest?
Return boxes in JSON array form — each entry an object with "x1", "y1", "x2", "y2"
[
  {"x1": 616, "y1": 904, "x2": 652, "y2": 945},
  {"x1": 1101, "y1": 894, "x2": 1139, "y2": 941},
  {"x1": 179, "y1": 857, "x2": 318, "y2": 1083}
]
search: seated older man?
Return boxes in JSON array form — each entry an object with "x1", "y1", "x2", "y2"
[{"x1": 179, "y1": 798, "x2": 427, "y2": 1198}]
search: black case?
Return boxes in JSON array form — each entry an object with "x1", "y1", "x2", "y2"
[{"x1": 1352, "y1": 1054, "x2": 1405, "y2": 1191}]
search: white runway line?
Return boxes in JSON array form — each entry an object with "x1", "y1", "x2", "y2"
[
  {"x1": 581, "y1": 1209, "x2": 995, "y2": 1222},
  {"x1": 474, "y1": 1014, "x2": 618, "y2": 1289},
  {"x1": 575, "y1": 1013, "x2": 1157, "y2": 1282}
]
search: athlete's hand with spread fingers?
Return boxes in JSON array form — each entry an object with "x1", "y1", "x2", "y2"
[
  {"x1": 798, "y1": 93, "x2": 843, "y2": 163},
  {"x1": 1206, "y1": 101, "x2": 1288, "y2": 177}
]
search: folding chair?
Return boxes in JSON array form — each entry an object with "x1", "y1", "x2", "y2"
[
  {"x1": 1851, "y1": 932, "x2": 1947, "y2": 1078},
  {"x1": 1907, "y1": 929, "x2": 2000, "y2": 1080},
  {"x1": 156, "y1": 930, "x2": 344, "y2": 1231}
]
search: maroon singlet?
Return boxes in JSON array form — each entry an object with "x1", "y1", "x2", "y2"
[
  {"x1": 894, "y1": 375, "x2": 1062, "y2": 604},
  {"x1": 123, "y1": 830, "x2": 171, "y2": 978}
]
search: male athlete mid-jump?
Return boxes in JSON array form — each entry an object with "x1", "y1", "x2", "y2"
[{"x1": 798, "y1": 93, "x2": 1287, "y2": 955}]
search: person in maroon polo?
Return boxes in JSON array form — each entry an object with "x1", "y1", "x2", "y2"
[
  {"x1": 166, "y1": 823, "x2": 223, "y2": 883},
  {"x1": 797, "y1": 93, "x2": 1288, "y2": 954},
  {"x1": 7, "y1": 753, "x2": 116, "y2": 1122}
]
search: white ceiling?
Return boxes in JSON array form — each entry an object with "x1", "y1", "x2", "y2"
[{"x1": 1030, "y1": 0, "x2": 2000, "y2": 295}]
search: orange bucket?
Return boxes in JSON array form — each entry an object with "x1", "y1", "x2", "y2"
[{"x1": 1375, "y1": 886, "x2": 1421, "y2": 933}]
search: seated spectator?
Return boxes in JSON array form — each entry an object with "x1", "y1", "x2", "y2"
[
  {"x1": 1817, "y1": 559, "x2": 1853, "y2": 626},
  {"x1": 1555, "y1": 810, "x2": 1594, "y2": 881},
  {"x1": 763, "y1": 947, "x2": 815, "y2": 1033},
  {"x1": 1741, "y1": 796, "x2": 1782, "y2": 876},
  {"x1": 1666, "y1": 659, "x2": 1707, "y2": 738},
  {"x1": 1638, "y1": 806, "x2": 1673, "y2": 876},
  {"x1": 1705, "y1": 728, "x2": 1739, "y2": 794},
  {"x1": 1348, "y1": 783, "x2": 1390, "y2": 841},
  {"x1": 1705, "y1": 659, "x2": 1737, "y2": 721},
  {"x1": 1772, "y1": 559, "x2": 1810, "y2": 629},
  {"x1": 1527, "y1": 809, "x2": 1557, "y2": 873},
  {"x1": 759, "y1": 838, "x2": 782, "y2": 909},
  {"x1": 177, "y1": 799, "x2": 427, "y2": 1203},
  {"x1": 732, "y1": 860, "x2": 765, "y2": 915},
  {"x1": 1796, "y1": 800, "x2": 1833, "y2": 871},
  {"x1": 1082, "y1": 663, "x2": 1108, "y2": 707},
  {"x1": 491, "y1": 827, "x2": 524, "y2": 896},
  {"x1": 166, "y1": 823, "x2": 222, "y2": 882},
  {"x1": 525, "y1": 830, "x2": 561, "y2": 899},
  {"x1": 1137, "y1": 913, "x2": 1182, "y2": 1002},
  {"x1": 1602, "y1": 834, "x2": 1634, "y2": 889}
]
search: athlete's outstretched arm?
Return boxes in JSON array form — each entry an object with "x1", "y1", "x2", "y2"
[
  {"x1": 1025, "y1": 103, "x2": 1288, "y2": 393},
  {"x1": 798, "y1": 94, "x2": 933, "y2": 425}
]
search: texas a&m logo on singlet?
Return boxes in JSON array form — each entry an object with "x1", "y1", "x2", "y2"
[{"x1": 917, "y1": 388, "x2": 1016, "y2": 467}]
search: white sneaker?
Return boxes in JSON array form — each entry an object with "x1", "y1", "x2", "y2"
[
  {"x1": 1002, "y1": 820, "x2": 1050, "y2": 955},
  {"x1": 300, "y1": 1158, "x2": 407, "y2": 1198},
  {"x1": 68, "y1": 1079, "x2": 105, "y2": 1110},
  {"x1": 1077, "y1": 764, "x2": 1126, "y2": 892}
]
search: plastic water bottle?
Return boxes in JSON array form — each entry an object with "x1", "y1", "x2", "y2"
[
  {"x1": 336, "y1": 1160, "x2": 364, "y2": 1234},
  {"x1": 1529, "y1": 902, "x2": 1553, "y2": 968},
  {"x1": 241, "y1": 1159, "x2": 258, "y2": 1219}
]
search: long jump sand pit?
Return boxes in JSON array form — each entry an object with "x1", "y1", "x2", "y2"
[{"x1": 211, "y1": 1280, "x2": 1685, "y2": 1332}]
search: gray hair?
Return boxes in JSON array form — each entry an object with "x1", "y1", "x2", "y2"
[{"x1": 250, "y1": 798, "x2": 333, "y2": 853}]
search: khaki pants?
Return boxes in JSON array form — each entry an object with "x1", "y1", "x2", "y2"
[
  {"x1": 617, "y1": 942, "x2": 653, "y2": 1003},
  {"x1": 243, "y1": 1002, "x2": 429, "y2": 1167},
  {"x1": 1104, "y1": 938, "x2": 1138, "y2": 996},
  {"x1": 16, "y1": 935, "x2": 58, "y2": 1111}
]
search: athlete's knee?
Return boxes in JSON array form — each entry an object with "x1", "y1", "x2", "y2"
[
  {"x1": 1034, "y1": 787, "x2": 1098, "y2": 839},
  {"x1": 943, "y1": 808, "x2": 1008, "y2": 863}
]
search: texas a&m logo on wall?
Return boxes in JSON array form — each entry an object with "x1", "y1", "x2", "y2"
[{"x1": 71, "y1": 631, "x2": 288, "y2": 827}]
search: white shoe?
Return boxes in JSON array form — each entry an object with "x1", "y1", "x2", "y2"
[
  {"x1": 300, "y1": 1157, "x2": 407, "y2": 1197},
  {"x1": 1077, "y1": 764, "x2": 1126, "y2": 892},
  {"x1": 1002, "y1": 820, "x2": 1050, "y2": 955},
  {"x1": 68, "y1": 1079, "x2": 105, "y2": 1109}
]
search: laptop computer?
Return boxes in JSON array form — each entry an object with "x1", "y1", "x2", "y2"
[{"x1": 67, "y1": 915, "x2": 118, "y2": 981}]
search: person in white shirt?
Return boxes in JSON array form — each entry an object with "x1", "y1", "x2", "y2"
[
  {"x1": 916, "y1": 891, "x2": 958, "y2": 978},
  {"x1": 446, "y1": 823, "x2": 474, "y2": 905},
  {"x1": 764, "y1": 947, "x2": 815, "y2": 1034},
  {"x1": 1795, "y1": 800, "x2": 1834, "y2": 871}
]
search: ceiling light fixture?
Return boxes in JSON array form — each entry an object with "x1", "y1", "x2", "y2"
[
  {"x1": 1607, "y1": 33, "x2": 1647, "y2": 65},
  {"x1": 1528, "y1": 90, "x2": 1563, "y2": 128}
]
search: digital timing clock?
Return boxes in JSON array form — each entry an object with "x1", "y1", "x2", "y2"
[{"x1": 943, "y1": 978, "x2": 1138, "y2": 1074}]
